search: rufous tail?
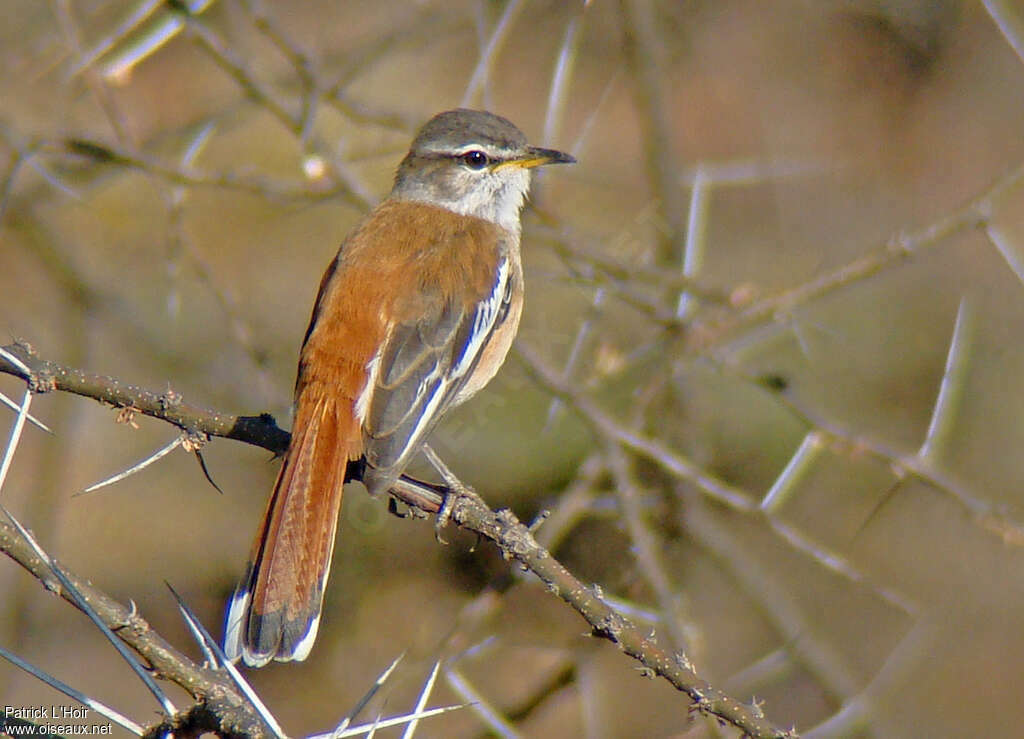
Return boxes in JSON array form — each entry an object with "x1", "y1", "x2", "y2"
[{"x1": 224, "y1": 393, "x2": 350, "y2": 667}]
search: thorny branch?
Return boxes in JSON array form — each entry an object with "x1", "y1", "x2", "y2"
[
  {"x1": 0, "y1": 340, "x2": 792, "y2": 738},
  {"x1": 0, "y1": 516, "x2": 268, "y2": 737}
]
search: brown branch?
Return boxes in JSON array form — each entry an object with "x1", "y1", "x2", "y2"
[
  {"x1": 445, "y1": 500, "x2": 791, "y2": 738},
  {"x1": 0, "y1": 341, "x2": 291, "y2": 455},
  {"x1": 0, "y1": 518, "x2": 268, "y2": 737},
  {"x1": 0, "y1": 340, "x2": 792, "y2": 738}
]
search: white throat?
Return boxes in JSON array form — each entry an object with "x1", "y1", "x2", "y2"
[{"x1": 395, "y1": 166, "x2": 532, "y2": 235}]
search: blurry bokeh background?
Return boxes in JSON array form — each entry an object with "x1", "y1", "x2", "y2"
[{"x1": 4, "y1": 0, "x2": 1024, "y2": 736}]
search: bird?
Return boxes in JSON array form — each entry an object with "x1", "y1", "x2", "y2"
[{"x1": 224, "y1": 108, "x2": 575, "y2": 667}]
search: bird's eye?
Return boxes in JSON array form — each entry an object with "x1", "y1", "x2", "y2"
[{"x1": 461, "y1": 150, "x2": 489, "y2": 169}]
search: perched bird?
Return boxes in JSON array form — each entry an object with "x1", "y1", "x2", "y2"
[{"x1": 224, "y1": 109, "x2": 575, "y2": 667}]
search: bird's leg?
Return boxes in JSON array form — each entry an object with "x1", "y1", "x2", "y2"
[
  {"x1": 422, "y1": 444, "x2": 484, "y2": 541},
  {"x1": 387, "y1": 474, "x2": 445, "y2": 519}
]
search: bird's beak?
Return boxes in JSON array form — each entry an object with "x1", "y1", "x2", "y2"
[{"x1": 499, "y1": 146, "x2": 576, "y2": 170}]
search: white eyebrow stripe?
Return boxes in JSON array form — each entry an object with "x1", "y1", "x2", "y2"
[
  {"x1": 452, "y1": 144, "x2": 506, "y2": 155},
  {"x1": 420, "y1": 142, "x2": 518, "y2": 159}
]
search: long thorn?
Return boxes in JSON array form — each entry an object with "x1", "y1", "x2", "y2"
[{"x1": 0, "y1": 505, "x2": 176, "y2": 715}]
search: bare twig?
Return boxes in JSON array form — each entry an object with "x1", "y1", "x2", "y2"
[
  {"x1": 603, "y1": 442, "x2": 693, "y2": 652},
  {"x1": 516, "y1": 340, "x2": 757, "y2": 512},
  {"x1": 696, "y1": 161, "x2": 1024, "y2": 355},
  {"x1": 442, "y1": 499, "x2": 789, "y2": 737},
  {"x1": 618, "y1": 0, "x2": 683, "y2": 266},
  {"x1": 0, "y1": 340, "x2": 290, "y2": 455},
  {"x1": 0, "y1": 517, "x2": 269, "y2": 737},
  {"x1": 461, "y1": 0, "x2": 525, "y2": 108}
]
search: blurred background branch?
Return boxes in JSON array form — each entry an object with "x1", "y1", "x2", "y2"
[{"x1": 4, "y1": 0, "x2": 1024, "y2": 736}]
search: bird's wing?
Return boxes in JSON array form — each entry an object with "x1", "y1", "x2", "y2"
[{"x1": 359, "y1": 254, "x2": 514, "y2": 493}]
